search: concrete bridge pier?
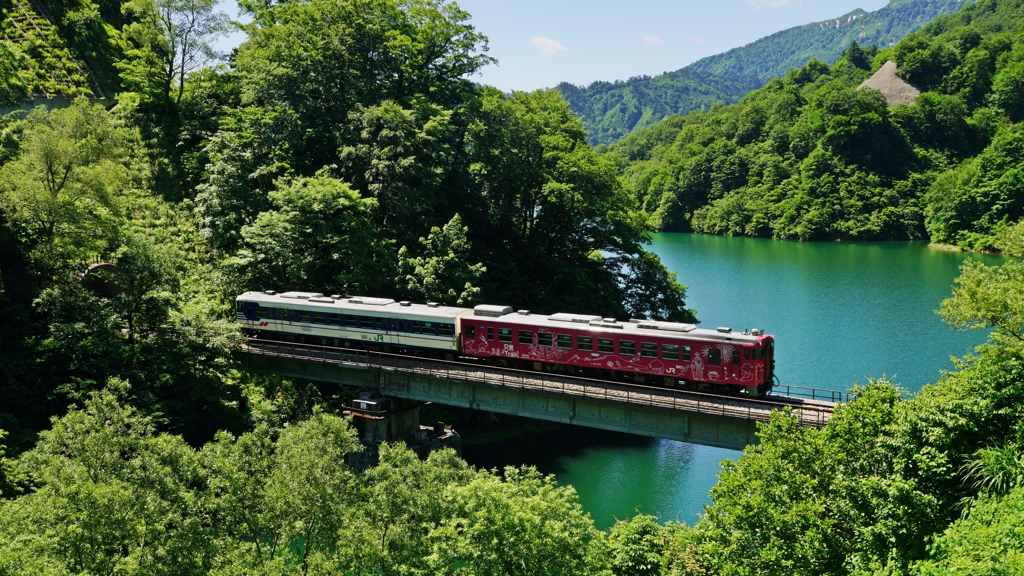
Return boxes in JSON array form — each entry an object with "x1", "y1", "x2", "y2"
[{"x1": 345, "y1": 393, "x2": 462, "y2": 470}]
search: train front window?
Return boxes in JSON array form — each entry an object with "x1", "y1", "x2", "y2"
[
  {"x1": 598, "y1": 338, "x2": 614, "y2": 353},
  {"x1": 708, "y1": 348, "x2": 721, "y2": 364},
  {"x1": 662, "y1": 344, "x2": 679, "y2": 361},
  {"x1": 518, "y1": 330, "x2": 532, "y2": 345},
  {"x1": 753, "y1": 348, "x2": 763, "y2": 360},
  {"x1": 497, "y1": 328, "x2": 511, "y2": 343},
  {"x1": 641, "y1": 343, "x2": 658, "y2": 358},
  {"x1": 619, "y1": 340, "x2": 636, "y2": 355},
  {"x1": 537, "y1": 333, "x2": 553, "y2": 347},
  {"x1": 578, "y1": 336, "x2": 593, "y2": 351},
  {"x1": 557, "y1": 334, "x2": 573, "y2": 349},
  {"x1": 465, "y1": 324, "x2": 475, "y2": 338}
]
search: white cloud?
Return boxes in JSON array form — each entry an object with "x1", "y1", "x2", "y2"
[
  {"x1": 531, "y1": 36, "x2": 567, "y2": 55},
  {"x1": 745, "y1": 0, "x2": 793, "y2": 10},
  {"x1": 689, "y1": 36, "x2": 707, "y2": 44},
  {"x1": 640, "y1": 33, "x2": 664, "y2": 45}
]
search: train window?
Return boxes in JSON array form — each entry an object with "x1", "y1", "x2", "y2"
[
  {"x1": 412, "y1": 321, "x2": 421, "y2": 333},
  {"x1": 598, "y1": 338, "x2": 614, "y2": 353},
  {"x1": 487, "y1": 327, "x2": 495, "y2": 340},
  {"x1": 298, "y1": 310, "x2": 311, "y2": 323},
  {"x1": 440, "y1": 324, "x2": 453, "y2": 336},
  {"x1": 537, "y1": 333, "x2": 553, "y2": 347},
  {"x1": 619, "y1": 340, "x2": 636, "y2": 355},
  {"x1": 236, "y1": 301, "x2": 244, "y2": 310},
  {"x1": 313, "y1": 312, "x2": 327, "y2": 324},
  {"x1": 344, "y1": 315, "x2": 357, "y2": 327},
  {"x1": 732, "y1": 350, "x2": 740, "y2": 364},
  {"x1": 256, "y1": 306, "x2": 268, "y2": 318},
  {"x1": 682, "y1": 346, "x2": 691, "y2": 362},
  {"x1": 424, "y1": 321, "x2": 435, "y2": 335},
  {"x1": 745, "y1": 349, "x2": 751, "y2": 360},
  {"x1": 518, "y1": 330, "x2": 533, "y2": 345},
  {"x1": 557, "y1": 334, "x2": 573, "y2": 349},
  {"x1": 708, "y1": 348, "x2": 721, "y2": 364},
  {"x1": 578, "y1": 336, "x2": 593, "y2": 351},
  {"x1": 641, "y1": 343, "x2": 658, "y2": 358},
  {"x1": 662, "y1": 344, "x2": 679, "y2": 361},
  {"x1": 329, "y1": 313, "x2": 342, "y2": 326},
  {"x1": 498, "y1": 328, "x2": 511, "y2": 343},
  {"x1": 753, "y1": 348, "x2": 763, "y2": 360},
  {"x1": 466, "y1": 324, "x2": 475, "y2": 338}
]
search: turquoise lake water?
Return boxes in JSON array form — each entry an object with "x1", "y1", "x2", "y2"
[{"x1": 462, "y1": 235, "x2": 1011, "y2": 529}]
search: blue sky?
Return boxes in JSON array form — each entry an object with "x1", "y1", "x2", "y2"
[{"x1": 214, "y1": 0, "x2": 890, "y2": 92}]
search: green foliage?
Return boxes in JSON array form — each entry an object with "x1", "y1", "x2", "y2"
[
  {"x1": 914, "y1": 487, "x2": 1024, "y2": 575},
  {"x1": 0, "y1": 0, "x2": 98, "y2": 97},
  {"x1": 398, "y1": 213, "x2": 485, "y2": 306},
  {"x1": 0, "y1": 41, "x2": 29, "y2": 106},
  {"x1": 607, "y1": 514, "x2": 666, "y2": 576},
  {"x1": 938, "y1": 258, "x2": 1024, "y2": 343},
  {"x1": 229, "y1": 175, "x2": 393, "y2": 296}
]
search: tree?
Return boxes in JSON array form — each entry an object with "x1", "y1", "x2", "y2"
[
  {"x1": 0, "y1": 381, "x2": 216, "y2": 574},
  {"x1": 607, "y1": 514, "x2": 666, "y2": 576},
  {"x1": 938, "y1": 258, "x2": 1024, "y2": 343},
  {"x1": 229, "y1": 175, "x2": 393, "y2": 295},
  {"x1": 426, "y1": 466, "x2": 606, "y2": 575},
  {"x1": 397, "y1": 213, "x2": 485, "y2": 306},
  {"x1": 0, "y1": 99, "x2": 126, "y2": 255},
  {"x1": 263, "y1": 411, "x2": 361, "y2": 573},
  {"x1": 120, "y1": 0, "x2": 230, "y2": 104}
]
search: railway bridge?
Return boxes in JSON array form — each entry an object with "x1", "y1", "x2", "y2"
[{"x1": 237, "y1": 340, "x2": 843, "y2": 451}]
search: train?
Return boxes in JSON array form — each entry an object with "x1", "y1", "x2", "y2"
[{"x1": 236, "y1": 291, "x2": 775, "y2": 396}]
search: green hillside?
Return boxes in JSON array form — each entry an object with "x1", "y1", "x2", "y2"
[
  {"x1": 561, "y1": 0, "x2": 966, "y2": 145},
  {"x1": 609, "y1": 0, "x2": 1024, "y2": 251},
  {"x1": 556, "y1": 70, "x2": 761, "y2": 146},
  {"x1": 688, "y1": 0, "x2": 966, "y2": 80},
  {"x1": 0, "y1": 0, "x2": 122, "y2": 99}
]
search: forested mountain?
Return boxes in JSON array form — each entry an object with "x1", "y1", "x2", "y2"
[
  {"x1": 609, "y1": 0, "x2": 1024, "y2": 251},
  {"x1": 560, "y1": 0, "x2": 965, "y2": 145},
  {"x1": 2, "y1": 0, "x2": 1024, "y2": 572}
]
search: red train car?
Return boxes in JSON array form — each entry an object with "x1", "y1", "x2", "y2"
[{"x1": 459, "y1": 306, "x2": 774, "y2": 396}]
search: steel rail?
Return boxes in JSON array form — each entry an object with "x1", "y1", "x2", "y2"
[{"x1": 241, "y1": 339, "x2": 837, "y2": 428}]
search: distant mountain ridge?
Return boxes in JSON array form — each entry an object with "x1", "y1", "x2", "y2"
[{"x1": 559, "y1": 0, "x2": 967, "y2": 145}]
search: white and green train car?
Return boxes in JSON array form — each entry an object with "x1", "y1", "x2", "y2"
[{"x1": 235, "y1": 291, "x2": 473, "y2": 353}]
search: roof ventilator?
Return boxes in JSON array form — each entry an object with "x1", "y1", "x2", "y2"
[
  {"x1": 347, "y1": 296, "x2": 395, "y2": 306},
  {"x1": 399, "y1": 301, "x2": 412, "y2": 307},
  {"x1": 549, "y1": 313, "x2": 602, "y2": 324},
  {"x1": 717, "y1": 327, "x2": 732, "y2": 333},
  {"x1": 474, "y1": 304, "x2": 513, "y2": 317},
  {"x1": 427, "y1": 302, "x2": 439, "y2": 308}
]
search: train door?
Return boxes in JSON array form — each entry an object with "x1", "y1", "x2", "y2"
[{"x1": 388, "y1": 317, "x2": 400, "y2": 346}]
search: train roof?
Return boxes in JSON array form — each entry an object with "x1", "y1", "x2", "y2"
[
  {"x1": 469, "y1": 305, "x2": 769, "y2": 345},
  {"x1": 237, "y1": 291, "x2": 471, "y2": 320}
]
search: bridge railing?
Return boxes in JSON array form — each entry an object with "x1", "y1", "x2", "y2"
[
  {"x1": 770, "y1": 384, "x2": 848, "y2": 404},
  {"x1": 242, "y1": 339, "x2": 837, "y2": 428}
]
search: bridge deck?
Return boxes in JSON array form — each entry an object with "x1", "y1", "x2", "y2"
[{"x1": 241, "y1": 340, "x2": 837, "y2": 428}]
